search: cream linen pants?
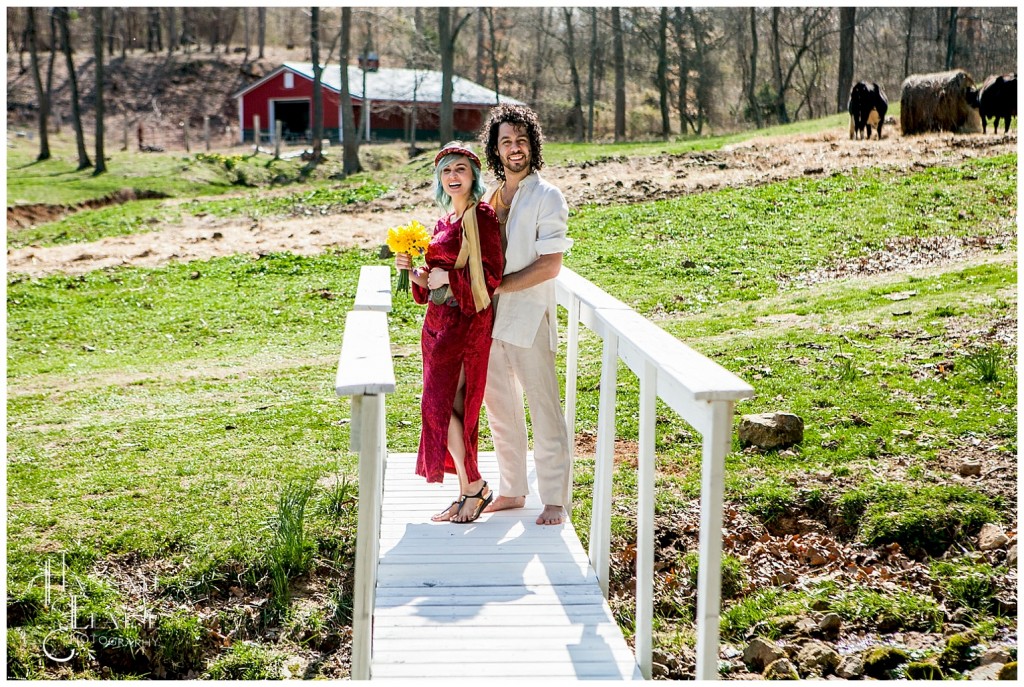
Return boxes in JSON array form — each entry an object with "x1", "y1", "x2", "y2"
[{"x1": 484, "y1": 314, "x2": 571, "y2": 507}]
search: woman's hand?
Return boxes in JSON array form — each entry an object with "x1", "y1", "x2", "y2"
[
  {"x1": 394, "y1": 252, "x2": 412, "y2": 271},
  {"x1": 427, "y1": 267, "x2": 450, "y2": 290}
]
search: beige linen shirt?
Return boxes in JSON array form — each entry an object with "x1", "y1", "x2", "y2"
[{"x1": 484, "y1": 171, "x2": 573, "y2": 351}]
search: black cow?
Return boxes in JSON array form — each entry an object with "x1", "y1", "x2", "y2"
[
  {"x1": 977, "y1": 74, "x2": 1017, "y2": 134},
  {"x1": 848, "y1": 81, "x2": 888, "y2": 140}
]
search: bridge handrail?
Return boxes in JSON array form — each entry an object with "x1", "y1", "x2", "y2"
[
  {"x1": 555, "y1": 267, "x2": 754, "y2": 680},
  {"x1": 335, "y1": 266, "x2": 394, "y2": 680}
]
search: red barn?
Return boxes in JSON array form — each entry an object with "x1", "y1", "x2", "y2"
[{"x1": 233, "y1": 61, "x2": 523, "y2": 144}]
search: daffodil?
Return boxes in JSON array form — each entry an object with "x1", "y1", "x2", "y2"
[{"x1": 385, "y1": 220, "x2": 431, "y2": 294}]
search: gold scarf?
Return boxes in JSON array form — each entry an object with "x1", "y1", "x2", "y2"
[{"x1": 453, "y1": 202, "x2": 491, "y2": 313}]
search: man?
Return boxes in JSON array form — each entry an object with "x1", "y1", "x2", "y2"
[{"x1": 479, "y1": 104, "x2": 573, "y2": 526}]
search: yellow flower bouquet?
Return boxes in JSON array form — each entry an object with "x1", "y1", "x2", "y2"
[{"x1": 385, "y1": 220, "x2": 430, "y2": 294}]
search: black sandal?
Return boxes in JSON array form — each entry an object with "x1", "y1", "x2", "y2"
[
  {"x1": 452, "y1": 482, "x2": 493, "y2": 523},
  {"x1": 431, "y1": 500, "x2": 461, "y2": 522}
]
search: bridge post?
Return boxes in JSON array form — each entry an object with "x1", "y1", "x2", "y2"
[
  {"x1": 589, "y1": 332, "x2": 618, "y2": 595},
  {"x1": 635, "y1": 360, "x2": 657, "y2": 679},
  {"x1": 563, "y1": 295, "x2": 581, "y2": 509},
  {"x1": 351, "y1": 393, "x2": 385, "y2": 680},
  {"x1": 694, "y1": 400, "x2": 734, "y2": 680}
]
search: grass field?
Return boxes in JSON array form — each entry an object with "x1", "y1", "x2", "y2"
[{"x1": 6, "y1": 122, "x2": 1017, "y2": 678}]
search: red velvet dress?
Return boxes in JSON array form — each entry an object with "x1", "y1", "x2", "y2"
[{"x1": 411, "y1": 203, "x2": 504, "y2": 484}]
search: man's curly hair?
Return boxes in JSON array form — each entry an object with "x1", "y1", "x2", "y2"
[{"x1": 480, "y1": 104, "x2": 545, "y2": 181}]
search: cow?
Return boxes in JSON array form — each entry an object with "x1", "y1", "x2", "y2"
[
  {"x1": 848, "y1": 81, "x2": 888, "y2": 140},
  {"x1": 976, "y1": 74, "x2": 1016, "y2": 134}
]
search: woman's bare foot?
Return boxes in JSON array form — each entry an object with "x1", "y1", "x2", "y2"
[
  {"x1": 536, "y1": 505, "x2": 566, "y2": 526},
  {"x1": 482, "y1": 495, "x2": 526, "y2": 513}
]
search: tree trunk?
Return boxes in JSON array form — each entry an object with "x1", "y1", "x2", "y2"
[
  {"x1": 687, "y1": 8, "x2": 707, "y2": 134},
  {"x1": 57, "y1": 8, "x2": 92, "y2": 169},
  {"x1": 166, "y1": 8, "x2": 177, "y2": 55},
  {"x1": 612, "y1": 8, "x2": 626, "y2": 142},
  {"x1": 673, "y1": 8, "x2": 689, "y2": 135},
  {"x1": 836, "y1": 7, "x2": 856, "y2": 113},
  {"x1": 475, "y1": 9, "x2": 485, "y2": 84},
  {"x1": 903, "y1": 8, "x2": 915, "y2": 79},
  {"x1": 26, "y1": 8, "x2": 50, "y2": 161},
  {"x1": 243, "y1": 8, "x2": 251, "y2": 62},
  {"x1": 46, "y1": 11, "x2": 58, "y2": 133},
  {"x1": 93, "y1": 7, "x2": 107, "y2": 175},
  {"x1": 746, "y1": 8, "x2": 763, "y2": 128},
  {"x1": 309, "y1": 7, "x2": 323, "y2": 164},
  {"x1": 258, "y1": 8, "x2": 266, "y2": 59},
  {"x1": 487, "y1": 9, "x2": 501, "y2": 106},
  {"x1": 562, "y1": 8, "x2": 585, "y2": 143},
  {"x1": 438, "y1": 8, "x2": 470, "y2": 143},
  {"x1": 945, "y1": 7, "x2": 959, "y2": 70},
  {"x1": 147, "y1": 8, "x2": 161, "y2": 53},
  {"x1": 656, "y1": 7, "x2": 671, "y2": 141},
  {"x1": 340, "y1": 8, "x2": 362, "y2": 175},
  {"x1": 530, "y1": 8, "x2": 549, "y2": 105},
  {"x1": 770, "y1": 8, "x2": 789, "y2": 124},
  {"x1": 587, "y1": 8, "x2": 597, "y2": 141}
]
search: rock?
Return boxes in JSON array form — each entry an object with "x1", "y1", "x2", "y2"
[
  {"x1": 1007, "y1": 544, "x2": 1017, "y2": 567},
  {"x1": 738, "y1": 412, "x2": 804, "y2": 450},
  {"x1": 979, "y1": 523, "x2": 1009, "y2": 550},
  {"x1": 763, "y1": 658, "x2": 800, "y2": 680},
  {"x1": 970, "y1": 663, "x2": 1004, "y2": 680},
  {"x1": 818, "y1": 613, "x2": 842, "y2": 636},
  {"x1": 981, "y1": 647, "x2": 1012, "y2": 665},
  {"x1": 863, "y1": 646, "x2": 911, "y2": 678},
  {"x1": 796, "y1": 640, "x2": 841, "y2": 677},
  {"x1": 959, "y1": 460, "x2": 982, "y2": 476},
  {"x1": 743, "y1": 637, "x2": 786, "y2": 671},
  {"x1": 997, "y1": 662, "x2": 1017, "y2": 680},
  {"x1": 905, "y1": 661, "x2": 945, "y2": 680},
  {"x1": 836, "y1": 654, "x2": 865, "y2": 679},
  {"x1": 940, "y1": 631, "x2": 980, "y2": 670}
]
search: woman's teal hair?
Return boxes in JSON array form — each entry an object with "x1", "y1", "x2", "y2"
[{"x1": 433, "y1": 153, "x2": 486, "y2": 211}]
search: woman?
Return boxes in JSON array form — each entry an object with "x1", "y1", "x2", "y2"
[{"x1": 395, "y1": 142, "x2": 504, "y2": 523}]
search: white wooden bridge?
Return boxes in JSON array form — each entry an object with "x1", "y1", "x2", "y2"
[{"x1": 336, "y1": 265, "x2": 753, "y2": 680}]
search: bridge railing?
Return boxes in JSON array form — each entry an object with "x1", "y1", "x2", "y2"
[
  {"x1": 334, "y1": 266, "x2": 394, "y2": 680},
  {"x1": 336, "y1": 264, "x2": 754, "y2": 680},
  {"x1": 555, "y1": 267, "x2": 755, "y2": 680}
]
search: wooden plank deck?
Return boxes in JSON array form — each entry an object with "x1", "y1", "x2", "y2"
[{"x1": 373, "y1": 451, "x2": 643, "y2": 680}]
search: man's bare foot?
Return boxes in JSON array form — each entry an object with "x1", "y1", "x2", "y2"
[
  {"x1": 482, "y1": 495, "x2": 526, "y2": 513},
  {"x1": 536, "y1": 505, "x2": 566, "y2": 526}
]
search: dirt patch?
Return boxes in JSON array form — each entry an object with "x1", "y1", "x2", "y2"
[
  {"x1": 6, "y1": 129, "x2": 1016, "y2": 278},
  {"x1": 7, "y1": 188, "x2": 171, "y2": 230}
]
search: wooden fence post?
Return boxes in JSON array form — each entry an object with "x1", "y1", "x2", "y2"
[
  {"x1": 204, "y1": 116, "x2": 211, "y2": 151},
  {"x1": 275, "y1": 120, "x2": 283, "y2": 159}
]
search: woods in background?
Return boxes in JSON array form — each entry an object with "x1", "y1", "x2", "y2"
[{"x1": 8, "y1": 6, "x2": 1018, "y2": 155}]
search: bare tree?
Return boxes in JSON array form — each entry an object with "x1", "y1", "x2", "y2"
[
  {"x1": 26, "y1": 8, "x2": 50, "y2": 160},
  {"x1": 258, "y1": 8, "x2": 267, "y2": 59},
  {"x1": 486, "y1": 9, "x2": 502, "y2": 105},
  {"x1": 476, "y1": 9, "x2": 485, "y2": 84},
  {"x1": 770, "y1": 9, "x2": 789, "y2": 124},
  {"x1": 945, "y1": 7, "x2": 959, "y2": 69},
  {"x1": 836, "y1": 7, "x2": 855, "y2": 112},
  {"x1": 560, "y1": 8, "x2": 585, "y2": 142},
  {"x1": 146, "y1": 8, "x2": 162, "y2": 53},
  {"x1": 686, "y1": 8, "x2": 711, "y2": 134},
  {"x1": 530, "y1": 8, "x2": 552, "y2": 105},
  {"x1": 45, "y1": 10, "x2": 58, "y2": 134},
  {"x1": 166, "y1": 8, "x2": 177, "y2": 55},
  {"x1": 656, "y1": 7, "x2": 671, "y2": 140},
  {"x1": 339, "y1": 7, "x2": 362, "y2": 175},
  {"x1": 744, "y1": 8, "x2": 763, "y2": 128},
  {"x1": 612, "y1": 8, "x2": 626, "y2": 141},
  {"x1": 93, "y1": 7, "x2": 107, "y2": 175},
  {"x1": 438, "y1": 7, "x2": 471, "y2": 143},
  {"x1": 56, "y1": 8, "x2": 91, "y2": 169},
  {"x1": 309, "y1": 7, "x2": 323, "y2": 165}
]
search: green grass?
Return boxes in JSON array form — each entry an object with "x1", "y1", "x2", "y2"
[{"x1": 6, "y1": 125, "x2": 1015, "y2": 676}]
